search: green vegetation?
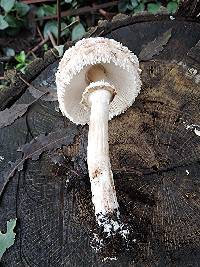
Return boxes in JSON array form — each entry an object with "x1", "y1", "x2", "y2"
[
  {"x1": 15, "y1": 50, "x2": 31, "y2": 74},
  {"x1": 118, "y1": 0, "x2": 179, "y2": 14},
  {"x1": 0, "y1": 218, "x2": 17, "y2": 260},
  {"x1": 0, "y1": 0, "x2": 179, "y2": 76},
  {"x1": 0, "y1": 0, "x2": 30, "y2": 34}
]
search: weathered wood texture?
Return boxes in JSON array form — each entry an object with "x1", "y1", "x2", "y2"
[{"x1": 1, "y1": 15, "x2": 200, "y2": 266}]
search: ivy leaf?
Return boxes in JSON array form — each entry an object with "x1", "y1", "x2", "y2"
[
  {"x1": 43, "y1": 20, "x2": 58, "y2": 38},
  {"x1": 3, "y1": 47, "x2": 15, "y2": 57},
  {"x1": 14, "y1": 2, "x2": 30, "y2": 16},
  {"x1": 0, "y1": 0, "x2": 15, "y2": 13},
  {"x1": 72, "y1": 23, "x2": 85, "y2": 41},
  {"x1": 4, "y1": 15, "x2": 20, "y2": 28},
  {"x1": 118, "y1": 0, "x2": 129, "y2": 12},
  {"x1": 0, "y1": 218, "x2": 17, "y2": 260},
  {"x1": 147, "y1": 2, "x2": 161, "y2": 14},
  {"x1": 43, "y1": 21, "x2": 69, "y2": 38},
  {"x1": 0, "y1": 15, "x2": 9, "y2": 30},
  {"x1": 36, "y1": 6, "x2": 45, "y2": 18},
  {"x1": 167, "y1": 1, "x2": 178, "y2": 14},
  {"x1": 127, "y1": 3, "x2": 134, "y2": 10},
  {"x1": 134, "y1": 3, "x2": 145, "y2": 13},
  {"x1": 130, "y1": 0, "x2": 138, "y2": 8},
  {"x1": 42, "y1": 4, "x2": 56, "y2": 16},
  {"x1": 54, "y1": 45, "x2": 64, "y2": 57}
]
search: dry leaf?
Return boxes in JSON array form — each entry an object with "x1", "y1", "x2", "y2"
[
  {"x1": 139, "y1": 28, "x2": 172, "y2": 61},
  {"x1": 0, "y1": 104, "x2": 30, "y2": 128},
  {"x1": 0, "y1": 125, "x2": 78, "y2": 197},
  {"x1": 28, "y1": 62, "x2": 58, "y2": 102},
  {"x1": 28, "y1": 86, "x2": 57, "y2": 102},
  {"x1": 0, "y1": 93, "x2": 47, "y2": 129}
]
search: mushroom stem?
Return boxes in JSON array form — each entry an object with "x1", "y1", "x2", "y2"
[{"x1": 87, "y1": 88, "x2": 119, "y2": 224}]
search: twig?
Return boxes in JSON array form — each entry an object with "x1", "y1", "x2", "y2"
[
  {"x1": 48, "y1": 32, "x2": 56, "y2": 47},
  {"x1": 19, "y1": 75, "x2": 45, "y2": 94},
  {"x1": 99, "y1": 8, "x2": 115, "y2": 20},
  {"x1": 36, "y1": 24, "x2": 44, "y2": 41},
  {"x1": 88, "y1": 28, "x2": 105, "y2": 38},
  {"x1": 61, "y1": 20, "x2": 79, "y2": 32},
  {"x1": 99, "y1": 9, "x2": 108, "y2": 19},
  {"x1": 88, "y1": 26, "x2": 98, "y2": 37},
  {"x1": 57, "y1": 0, "x2": 61, "y2": 45},
  {"x1": 22, "y1": 0, "x2": 54, "y2": 3},
  {"x1": 28, "y1": 51, "x2": 37, "y2": 59},
  {"x1": 28, "y1": 37, "x2": 49, "y2": 54},
  {"x1": 35, "y1": 1, "x2": 119, "y2": 21}
]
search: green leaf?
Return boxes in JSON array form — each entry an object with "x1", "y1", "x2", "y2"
[
  {"x1": 54, "y1": 45, "x2": 64, "y2": 57},
  {"x1": 71, "y1": 23, "x2": 85, "y2": 41},
  {"x1": 0, "y1": 0, "x2": 15, "y2": 12},
  {"x1": 36, "y1": 7, "x2": 45, "y2": 18},
  {"x1": 71, "y1": 0, "x2": 78, "y2": 8},
  {"x1": 3, "y1": 47, "x2": 15, "y2": 57},
  {"x1": 127, "y1": 3, "x2": 134, "y2": 10},
  {"x1": 147, "y1": 2, "x2": 161, "y2": 14},
  {"x1": 43, "y1": 43, "x2": 48, "y2": 51},
  {"x1": 118, "y1": 0, "x2": 129, "y2": 12},
  {"x1": 16, "y1": 62, "x2": 25, "y2": 69},
  {"x1": 42, "y1": 4, "x2": 56, "y2": 16},
  {"x1": 167, "y1": 1, "x2": 178, "y2": 14},
  {"x1": 14, "y1": 2, "x2": 30, "y2": 16},
  {"x1": 130, "y1": 0, "x2": 138, "y2": 8},
  {"x1": 0, "y1": 218, "x2": 17, "y2": 260},
  {"x1": 16, "y1": 64, "x2": 26, "y2": 73},
  {"x1": 134, "y1": 3, "x2": 145, "y2": 12},
  {"x1": 0, "y1": 15, "x2": 9, "y2": 30},
  {"x1": 43, "y1": 20, "x2": 58, "y2": 38},
  {"x1": 15, "y1": 51, "x2": 26, "y2": 63},
  {"x1": 4, "y1": 15, "x2": 19, "y2": 28},
  {"x1": 65, "y1": 0, "x2": 73, "y2": 2}
]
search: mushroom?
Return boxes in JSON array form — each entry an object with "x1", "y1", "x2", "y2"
[{"x1": 56, "y1": 37, "x2": 141, "y2": 234}]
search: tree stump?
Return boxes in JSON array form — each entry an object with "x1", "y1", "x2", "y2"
[{"x1": 1, "y1": 14, "x2": 200, "y2": 266}]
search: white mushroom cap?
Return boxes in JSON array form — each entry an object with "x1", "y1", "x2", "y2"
[{"x1": 56, "y1": 37, "x2": 141, "y2": 125}]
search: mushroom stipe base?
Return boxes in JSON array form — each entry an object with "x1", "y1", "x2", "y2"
[
  {"x1": 86, "y1": 89, "x2": 120, "y2": 224},
  {"x1": 96, "y1": 211, "x2": 130, "y2": 238}
]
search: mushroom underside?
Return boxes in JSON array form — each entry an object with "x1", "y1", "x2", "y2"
[{"x1": 58, "y1": 63, "x2": 140, "y2": 125}]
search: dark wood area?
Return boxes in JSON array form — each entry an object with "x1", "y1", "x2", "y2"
[{"x1": 1, "y1": 14, "x2": 200, "y2": 266}]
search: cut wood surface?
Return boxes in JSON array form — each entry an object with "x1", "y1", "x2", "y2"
[{"x1": 0, "y1": 14, "x2": 200, "y2": 266}]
